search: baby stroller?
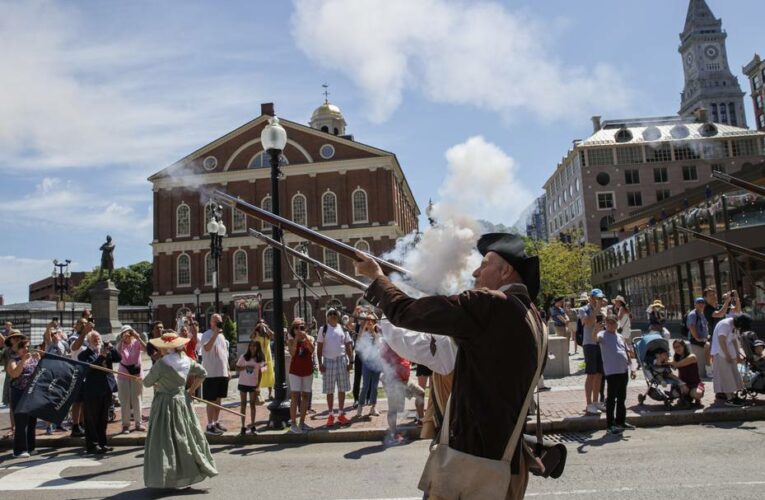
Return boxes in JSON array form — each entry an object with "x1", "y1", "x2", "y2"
[
  {"x1": 740, "y1": 330, "x2": 765, "y2": 400},
  {"x1": 632, "y1": 333, "x2": 683, "y2": 410}
]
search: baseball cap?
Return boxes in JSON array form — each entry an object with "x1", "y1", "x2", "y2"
[
  {"x1": 694, "y1": 297, "x2": 706, "y2": 304},
  {"x1": 590, "y1": 288, "x2": 605, "y2": 298}
]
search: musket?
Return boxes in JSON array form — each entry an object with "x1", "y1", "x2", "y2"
[
  {"x1": 214, "y1": 189, "x2": 409, "y2": 276},
  {"x1": 711, "y1": 171, "x2": 765, "y2": 197},
  {"x1": 676, "y1": 226, "x2": 765, "y2": 263},
  {"x1": 248, "y1": 228, "x2": 367, "y2": 290}
]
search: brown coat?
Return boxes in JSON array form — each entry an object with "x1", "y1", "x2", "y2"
[{"x1": 365, "y1": 277, "x2": 538, "y2": 474}]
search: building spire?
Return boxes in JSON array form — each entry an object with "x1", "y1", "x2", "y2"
[{"x1": 682, "y1": 0, "x2": 720, "y2": 40}]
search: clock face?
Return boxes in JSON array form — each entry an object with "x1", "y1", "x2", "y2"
[
  {"x1": 705, "y1": 45, "x2": 719, "y2": 59},
  {"x1": 685, "y1": 52, "x2": 694, "y2": 67}
]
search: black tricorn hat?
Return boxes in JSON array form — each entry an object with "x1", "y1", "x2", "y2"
[{"x1": 477, "y1": 233, "x2": 540, "y2": 300}]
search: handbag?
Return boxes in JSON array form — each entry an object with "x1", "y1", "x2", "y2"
[
  {"x1": 121, "y1": 363, "x2": 141, "y2": 376},
  {"x1": 417, "y1": 296, "x2": 548, "y2": 499}
]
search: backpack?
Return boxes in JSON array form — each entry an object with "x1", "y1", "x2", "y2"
[
  {"x1": 575, "y1": 318, "x2": 584, "y2": 347},
  {"x1": 681, "y1": 310, "x2": 701, "y2": 340}
]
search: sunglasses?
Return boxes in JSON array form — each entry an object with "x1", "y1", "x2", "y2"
[{"x1": 296, "y1": 324, "x2": 306, "y2": 330}]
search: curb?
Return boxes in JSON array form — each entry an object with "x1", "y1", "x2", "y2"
[{"x1": 2, "y1": 405, "x2": 763, "y2": 449}]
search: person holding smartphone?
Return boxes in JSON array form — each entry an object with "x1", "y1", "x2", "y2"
[{"x1": 201, "y1": 313, "x2": 230, "y2": 436}]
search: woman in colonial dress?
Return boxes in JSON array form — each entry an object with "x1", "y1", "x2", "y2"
[
  {"x1": 252, "y1": 321, "x2": 275, "y2": 401},
  {"x1": 143, "y1": 331, "x2": 218, "y2": 489}
]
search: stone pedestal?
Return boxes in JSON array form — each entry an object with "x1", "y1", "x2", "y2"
[
  {"x1": 90, "y1": 280, "x2": 122, "y2": 341},
  {"x1": 544, "y1": 334, "x2": 571, "y2": 378}
]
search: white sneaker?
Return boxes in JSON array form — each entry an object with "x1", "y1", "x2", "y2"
[
  {"x1": 13, "y1": 452, "x2": 30, "y2": 458},
  {"x1": 289, "y1": 424, "x2": 303, "y2": 434},
  {"x1": 356, "y1": 405, "x2": 363, "y2": 418},
  {"x1": 596, "y1": 402, "x2": 606, "y2": 411},
  {"x1": 586, "y1": 404, "x2": 601, "y2": 415},
  {"x1": 369, "y1": 406, "x2": 380, "y2": 417}
]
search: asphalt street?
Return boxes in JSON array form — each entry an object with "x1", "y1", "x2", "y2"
[{"x1": 1, "y1": 421, "x2": 764, "y2": 499}]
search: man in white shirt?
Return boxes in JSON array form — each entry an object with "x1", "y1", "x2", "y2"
[
  {"x1": 201, "y1": 313, "x2": 230, "y2": 435},
  {"x1": 317, "y1": 308, "x2": 354, "y2": 426}
]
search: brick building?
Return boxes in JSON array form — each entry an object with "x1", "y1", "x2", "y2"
[
  {"x1": 544, "y1": 114, "x2": 765, "y2": 248},
  {"x1": 148, "y1": 101, "x2": 419, "y2": 328},
  {"x1": 28, "y1": 272, "x2": 86, "y2": 301},
  {"x1": 743, "y1": 54, "x2": 765, "y2": 132}
]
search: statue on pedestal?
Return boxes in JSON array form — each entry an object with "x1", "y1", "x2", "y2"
[{"x1": 98, "y1": 235, "x2": 115, "y2": 280}]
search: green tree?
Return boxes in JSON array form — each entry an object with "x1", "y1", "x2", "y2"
[
  {"x1": 525, "y1": 236, "x2": 599, "y2": 310},
  {"x1": 222, "y1": 316, "x2": 237, "y2": 345},
  {"x1": 71, "y1": 261, "x2": 153, "y2": 305}
]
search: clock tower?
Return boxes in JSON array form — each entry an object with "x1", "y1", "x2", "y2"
[{"x1": 678, "y1": 0, "x2": 747, "y2": 127}]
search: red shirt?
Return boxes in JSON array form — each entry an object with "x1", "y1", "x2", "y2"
[
  {"x1": 289, "y1": 340, "x2": 313, "y2": 377},
  {"x1": 184, "y1": 334, "x2": 198, "y2": 360},
  {"x1": 381, "y1": 344, "x2": 411, "y2": 382}
]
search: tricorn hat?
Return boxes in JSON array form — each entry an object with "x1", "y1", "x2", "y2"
[{"x1": 477, "y1": 233, "x2": 540, "y2": 300}]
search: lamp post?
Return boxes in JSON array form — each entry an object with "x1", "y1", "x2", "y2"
[
  {"x1": 262, "y1": 116, "x2": 290, "y2": 428},
  {"x1": 194, "y1": 288, "x2": 201, "y2": 323},
  {"x1": 148, "y1": 298, "x2": 153, "y2": 323},
  {"x1": 52, "y1": 259, "x2": 72, "y2": 323},
  {"x1": 207, "y1": 205, "x2": 227, "y2": 314}
]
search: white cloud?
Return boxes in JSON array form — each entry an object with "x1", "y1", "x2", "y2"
[
  {"x1": 291, "y1": 0, "x2": 633, "y2": 122},
  {"x1": 1, "y1": 177, "x2": 152, "y2": 239},
  {"x1": 437, "y1": 136, "x2": 534, "y2": 224},
  {"x1": 0, "y1": 0, "x2": 258, "y2": 173},
  {"x1": 0, "y1": 256, "x2": 55, "y2": 304}
]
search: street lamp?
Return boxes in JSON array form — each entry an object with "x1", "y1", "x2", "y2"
[
  {"x1": 52, "y1": 259, "x2": 72, "y2": 323},
  {"x1": 194, "y1": 288, "x2": 201, "y2": 323},
  {"x1": 261, "y1": 116, "x2": 290, "y2": 428},
  {"x1": 207, "y1": 205, "x2": 227, "y2": 314},
  {"x1": 148, "y1": 298, "x2": 153, "y2": 322}
]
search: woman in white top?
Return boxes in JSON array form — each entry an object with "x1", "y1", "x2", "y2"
[
  {"x1": 710, "y1": 314, "x2": 748, "y2": 406},
  {"x1": 613, "y1": 296, "x2": 632, "y2": 342}
]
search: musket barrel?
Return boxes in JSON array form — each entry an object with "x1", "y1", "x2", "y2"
[
  {"x1": 215, "y1": 190, "x2": 409, "y2": 275},
  {"x1": 248, "y1": 229, "x2": 368, "y2": 290}
]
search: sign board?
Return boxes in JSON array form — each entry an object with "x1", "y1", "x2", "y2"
[{"x1": 232, "y1": 294, "x2": 261, "y2": 344}]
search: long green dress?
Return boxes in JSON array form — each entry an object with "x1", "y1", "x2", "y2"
[{"x1": 143, "y1": 353, "x2": 218, "y2": 489}]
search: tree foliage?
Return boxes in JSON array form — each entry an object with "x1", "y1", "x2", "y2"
[
  {"x1": 525, "y1": 237, "x2": 599, "y2": 309},
  {"x1": 72, "y1": 261, "x2": 153, "y2": 306}
]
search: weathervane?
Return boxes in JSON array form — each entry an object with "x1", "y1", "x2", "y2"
[{"x1": 322, "y1": 83, "x2": 330, "y2": 104}]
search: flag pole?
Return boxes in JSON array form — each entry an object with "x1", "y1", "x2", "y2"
[{"x1": 32, "y1": 350, "x2": 246, "y2": 419}]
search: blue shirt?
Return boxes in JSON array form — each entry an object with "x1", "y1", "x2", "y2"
[
  {"x1": 686, "y1": 309, "x2": 709, "y2": 341},
  {"x1": 597, "y1": 330, "x2": 630, "y2": 376},
  {"x1": 551, "y1": 306, "x2": 567, "y2": 326}
]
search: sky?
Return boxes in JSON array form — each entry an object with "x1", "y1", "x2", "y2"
[{"x1": 1, "y1": 0, "x2": 762, "y2": 304}]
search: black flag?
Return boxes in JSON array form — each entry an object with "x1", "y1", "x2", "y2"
[{"x1": 15, "y1": 353, "x2": 90, "y2": 425}]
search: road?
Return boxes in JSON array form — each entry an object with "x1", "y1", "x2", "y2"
[{"x1": 1, "y1": 421, "x2": 763, "y2": 499}]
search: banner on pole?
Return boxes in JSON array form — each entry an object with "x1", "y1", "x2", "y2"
[{"x1": 15, "y1": 354, "x2": 90, "y2": 424}]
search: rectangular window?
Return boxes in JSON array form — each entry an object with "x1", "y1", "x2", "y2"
[
  {"x1": 674, "y1": 144, "x2": 700, "y2": 161},
  {"x1": 720, "y1": 103, "x2": 728, "y2": 123},
  {"x1": 682, "y1": 165, "x2": 698, "y2": 181},
  {"x1": 711, "y1": 163, "x2": 726, "y2": 174},
  {"x1": 624, "y1": 169, "x2": 640, "y2": 184},
  {"x1": 759, "y1": 114, "x2": 765, "y2": 129},
  {"x1": 587, "y1": 148, "x2": 614, "y2": 166},
  {"x1": 645, "y1": 143, "x2": 672, "y2": 162},
  {"x1": 232, "y1": 209, "x2": 246, "y2": 233},
  {"x1": 754, "y1": 74, "x2": 762, "y2": 90},
  {"x1": 653, "y1": 167, "x2": 669, "y2": 183},
  {"x1": 711, "y1": 104, "x2": 719, "y2": 123},
  {"x1": 627, "y1": 192, "x2": 643, "y2": 207},
  {"x1": 731, "y1": 139, "x2": 757, "y2": 157},
  {"x1": 596, "y1": 192, "x2": 614, "y2": 210},
  {"x1": 324, "y1": 249, "x2": 339, "y2": 271},
  {"x1": 757, "y1": 95, "x2": 764, "y2": 110},
  {"x1": 656, "y1": 189, "x2": 671, "y2": 201},
  {"x1": 616, "y1": 146, "x2": 643, "y2": 165},
  {"x1": 702, "y1": 141, "x2": 727, "y2": 159}
]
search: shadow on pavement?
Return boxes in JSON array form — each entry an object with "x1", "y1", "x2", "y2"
[
  {"x1": 343, "y1": 440, "x2": 414, "y2": 460},
  {"x1": 576, "y1": 431, "x2": 631, "y2": 454},
  {"x1": 101, "y1": 487, "x2": 211, "y2": 499}
]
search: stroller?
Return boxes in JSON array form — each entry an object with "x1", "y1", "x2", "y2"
[
  {"x1": 632, "y1": 333, "x2": 683, "y2": 410},
  {"x1": 740, "y1": 330, "x2": 765, "y2": 400}
]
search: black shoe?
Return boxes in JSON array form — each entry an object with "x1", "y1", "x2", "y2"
[
  {"x1": 538, "y1": 386, "x2": 552, "y2": 392},
  {"x1": 85, "y1": 447, "x2": 98, "y2": 454},
  {"x1": 71, "y1": 427, "x2": 85, "y2": 438},
  {"x1": 215, "y1": 422, "x2": 228, "y2": 432},
  {"x1": 240, "y1": 427, "x2": 247, "y2": 436}
]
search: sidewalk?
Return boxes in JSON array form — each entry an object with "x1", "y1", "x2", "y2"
[{"x1": 2, "y1": 352, "x2": 764, "y2": 448}]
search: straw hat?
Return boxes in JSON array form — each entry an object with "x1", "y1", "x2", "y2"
[
  {"x1": 148, "y1": 330, "x2": 190, "y2": 349},
  {"x1": 4, "y1": 329, "x2": 27, "y2": 347},
  {"x1": 651, "y1": 299, "x2": 665, "y2": 309},
  {"x1": 613, "y1": 295, "x2": 627, "y2": 307}
]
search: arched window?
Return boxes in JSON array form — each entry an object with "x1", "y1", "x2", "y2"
[
  {"x1": 322, "y1": 191, "x2": 338, "y2": 226},
  {"x1": 600, "y1": 215, "x2": 615, "y2": 232},
  {"x1": 352, "y1": 188, "x2": 368, "y2": 223},
  {"x1": 248, "y1": 151, "x2": 289, "y2": 169},
  {"x1": 232, "y1": 209, "x2": 246, "y2": 233},
  {"x1": 294, "y1": 244, "x2": 309, "y2": 280},
  {"x1": 176, "y1": 203, "x2": 190, "y2": 237},
  {"x1": 354, "y1": 239, "x2": 370, "y2": 254},
  {"x1": 324, "y1": 248, "x2": 339, "y2": 271},
  {"x1": 292, "y1": 193, "x2": 307, "y2": 226},
  {"x1": 293, "y1": 301, "x2": 313, "y2": 322},
  {"x1": 262, "y1": 247, "x2": 273, "y2": 281},
  {"x1": 261, "y1": 196, "x2": 272, "y2": 230},
  {"x1": 204, "y1": 202, "x2": 216, "y2": 233},
  {"x1": 233, "y1": 249, "x2": 248, "y2": 283},
  {"x1": 177, "y1": 254, "x2": 191, "y2": 286},
  {"x1": 205, "y1": 252, "x2": 215, "y2": 285}
]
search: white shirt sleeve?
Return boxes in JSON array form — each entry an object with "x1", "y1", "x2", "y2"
[{"x1": 379, "y1": 319, "x2": 456, "y2": 375}]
